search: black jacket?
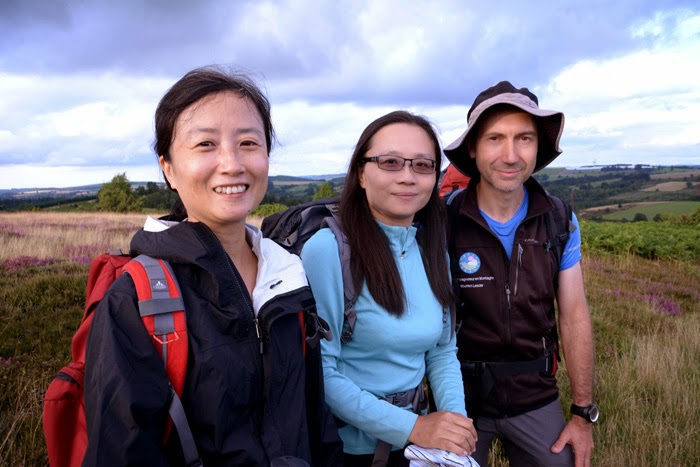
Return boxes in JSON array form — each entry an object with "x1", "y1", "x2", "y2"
[
  {"x1": 83, "y1": 221, "x2": 342, "y2": 466},
  {"x1": 449, "y1": 178, "x2": 561, "y2": 418}
]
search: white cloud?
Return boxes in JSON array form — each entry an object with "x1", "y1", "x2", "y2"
[
  {"x1": 0, "y1": 72, "x2": 168, "y2": 168},
  {"x1": 1, "y1": 2, "x2": 700, "y2": 189},
  {"x1": 36, "y1": 101, "x2": 148, "y2": 139},
  {"x1": 539, "y1": 9, "x2": 700, "y2": 165},
  {"x1": 270, "y1": 100, "x2": 400, "y2": 176},
  {"x1": 1, "y1": 164, "x2": 164, "y2": 190}
]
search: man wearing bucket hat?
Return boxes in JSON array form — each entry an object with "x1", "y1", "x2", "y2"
[{"x1": 444, "y1": 81, "x2": 596, "y2": 466}]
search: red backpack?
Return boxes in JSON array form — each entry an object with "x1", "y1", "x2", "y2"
[
  {"x1": 42, "y1": 252, "x2": 202, "y2": 467},
  {"x1": 439, "y1": 164, "x2": 471, "y2": 198}
]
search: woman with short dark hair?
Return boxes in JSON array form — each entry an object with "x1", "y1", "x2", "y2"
[{"x1": 83, "y1": 66, "x2": 342, "y2": 466}]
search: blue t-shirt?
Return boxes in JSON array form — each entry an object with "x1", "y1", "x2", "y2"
[{"x1": 480, "y1": 188, "x2": 581, "y2": 270}]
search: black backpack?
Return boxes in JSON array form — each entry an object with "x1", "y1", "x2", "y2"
[{"x1": 261, "y1": 197, "x2": 357, "y2": 343}]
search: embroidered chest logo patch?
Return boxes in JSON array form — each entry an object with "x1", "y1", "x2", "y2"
[{"x1": 459, "y1": 252, "x2": 481, "y2": 274}]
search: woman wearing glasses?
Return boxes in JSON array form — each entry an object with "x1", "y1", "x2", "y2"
[{"x1": 300, "y1": 111, "x2": 477, "y2": 466}]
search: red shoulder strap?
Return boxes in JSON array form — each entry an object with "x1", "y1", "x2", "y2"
[
  {"x1": 124, "y1": 256, "x2": 199, "y2": 461},
  {"x1": 122, "y1": 256, "x2": 188, "y2": 398}
]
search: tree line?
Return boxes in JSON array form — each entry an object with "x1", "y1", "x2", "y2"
[{"x1": 96, "y1": 173, "x2": 337, "y2": 214}]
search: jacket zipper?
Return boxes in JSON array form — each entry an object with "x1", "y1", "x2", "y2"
[
  {"x1": 199, "y1": 224, "x2": 271, "y2": 464},
  {"x1": 220, "y1": 238, "x2": 270, "y2": 464},
  {"x1": 514, "y1": 243, "x2": 523, "y2": 297},
  {"x1": 220, "y1": 246, "x2": 262, "y2": 352},
  {"x1": 253, "y1": 318, "x2": 263, "y2": 354},
  {"x1": 201, "y1": 224, "x2": 262, "y2": 353},
  {"x1": 503, "y1": 241, "x2": 522, "y2": 414}
]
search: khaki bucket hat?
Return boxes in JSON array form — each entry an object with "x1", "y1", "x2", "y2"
[{"x1": 444, "y1": 80, "x2": 565, "y2": 177}]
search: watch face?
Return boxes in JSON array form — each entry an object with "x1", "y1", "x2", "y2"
[{"x1": 589, "y1": 405, "x2": 600, "y2": 423}]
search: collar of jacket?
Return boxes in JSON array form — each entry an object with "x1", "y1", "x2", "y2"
[
  {"x1": 130, "y1": 221, "x2": 309, "y2": 313},
  {"x1": 375, "y1": 219, "x2": 418, "y2": 256},
  {"x1": 458, "y1": 177, "x2": 556, "y2": 227}
]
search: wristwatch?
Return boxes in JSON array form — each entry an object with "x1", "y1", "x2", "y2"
[{"x1": 570, "y1": 403, "x2": 600, "y2": 423}]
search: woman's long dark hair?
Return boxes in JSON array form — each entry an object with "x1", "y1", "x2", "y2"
[{"x1": 339, "y1": 111, "x2": 453, "y2": 316}]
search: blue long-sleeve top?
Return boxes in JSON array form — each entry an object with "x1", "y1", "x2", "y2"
[{"x1": 300, "y1": 221, "x2": 467, "y2": 455}]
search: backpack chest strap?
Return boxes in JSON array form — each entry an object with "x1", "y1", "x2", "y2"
[{"x1": 373, "y1": 382, "x2": 428, "y2": 466}]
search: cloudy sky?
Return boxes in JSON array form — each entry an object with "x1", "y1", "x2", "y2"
[{"x1": 1, "y1": 0, "x2": 699, "y2": 189}]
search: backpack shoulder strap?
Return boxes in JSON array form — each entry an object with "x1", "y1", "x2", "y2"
[
  {"x1": 122, "y1": 255, "x2": 202, "y2": 467},
  {"x1": 124, "y1": 256, "x2": 188, "y2": 395},
  {"x1": 322, "y1": 214, "x2": 357, "y2": 344},
  {"x1": 444, "y1": 188, "x2": 467, "y2": 335},
  {"x1": 444, "y1": 187, "x2": 466, "y2": 266},
  {"x1": 445, "y1": 187, "x2": 465, "y2": 207},
  {"x1": 543, "y1": 195, "x2": 574, "y2": 272},
  {"x1": 542, "y1": 195, "x2": 574, "y2": 367}
]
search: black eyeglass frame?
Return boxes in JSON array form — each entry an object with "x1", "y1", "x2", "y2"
[{"x1": 360, "y1": 155, "x2": 437, "y2": 174}]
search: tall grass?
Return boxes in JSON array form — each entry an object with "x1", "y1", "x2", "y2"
[
  {"x1": 0, "y1": 213, "x2": 698, "y2": 465},
  {"x1": 0, "y1": 212, "x2": 264, "y2": 262},
  {"x1": 0, "y1": 212, "x2": 152, "y2": 262},
  {"x1": 576, "y1": 253, "x2": 700, "y2": 465}
]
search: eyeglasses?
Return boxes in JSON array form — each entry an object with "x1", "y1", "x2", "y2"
[{"x1": 361, "y1": 155, "x2": 437, "y2": 174}]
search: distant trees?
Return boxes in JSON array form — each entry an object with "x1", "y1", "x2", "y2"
[
  {"x1": 95, "y1": 175, "x2": 181, "y2": 213},
  {"x1": 313, "y1": 182, "x2": 335, "y2": 200},
  {"x1": 135, "y1": 181, "x2": 180, "y2": 211},
  {"x1": 97, "y1": 173, "x2": 144, "y2": 212},
  {"x1": 538, "y1": 168, "x2": 655, "y2": 210},
  {"x1": 252, "y1": 203, "x2": 287, "y2": 218}
]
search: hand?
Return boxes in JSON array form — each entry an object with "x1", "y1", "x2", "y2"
[
  {"x1": 408, "y1": 411, "x2": 477, "y2": 456},
  {"x1": 551, "y1": 415, "x2": 594, "y2": 467}
]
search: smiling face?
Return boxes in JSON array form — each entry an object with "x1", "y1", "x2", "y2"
[
  {"x1": 358, "y1": 122, "x2": 437, "y2": 227},
  {"x1": 469, "y1": 107, "x2": 538, "y2": 194},
  {"x1": 160, "y1": 91, "x2": 268, "y2": 231}
]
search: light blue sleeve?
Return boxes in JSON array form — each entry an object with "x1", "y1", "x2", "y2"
[
  {"x1": 300, "y1": 229, "x2": 418, "y2": 449},
  {"x1": 425, "y1": 320, "x2": 468, "y2": 417},
  {"x1": 560, "y1": 212, "x2": 582, "y2": 271}
]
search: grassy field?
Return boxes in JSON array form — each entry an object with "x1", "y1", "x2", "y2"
[
  {"x1": 1, "y1": 212, "x2": 699, "y2": 466},
  {"x1": 650, "y1": 170, "x2": 699, "y2": 180},
  {"x1": 642, "y1": 181, "x2": 698, "y2": 192},
  {"x1": 592, "y1": 201, "x2": 700, "y2": 221},
  {"x1": 0, "y1": 212, "x2": 155, "y2": 262}
]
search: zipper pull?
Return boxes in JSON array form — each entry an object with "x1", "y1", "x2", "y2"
[
  {"x1": 505, "y1": 284, "x2": 511, "y2": 309},
  {"x1": 253, "y1": 318, "x2": 263, "y2": 354},
  {"x1": 517, "y1": 243, "x2": 524, "y2": 270},
  {"x1": 514, "y1": 243, "x2": 523, "y2": 297}
]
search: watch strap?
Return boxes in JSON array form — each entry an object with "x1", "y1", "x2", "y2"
[{"x1": 570, "y1": 403, "x2": 599, "y2": 423}]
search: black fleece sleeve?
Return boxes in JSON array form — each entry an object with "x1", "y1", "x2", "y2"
[{"x1": 82, "y1": 275, "x2": 171, "y2": 467}]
